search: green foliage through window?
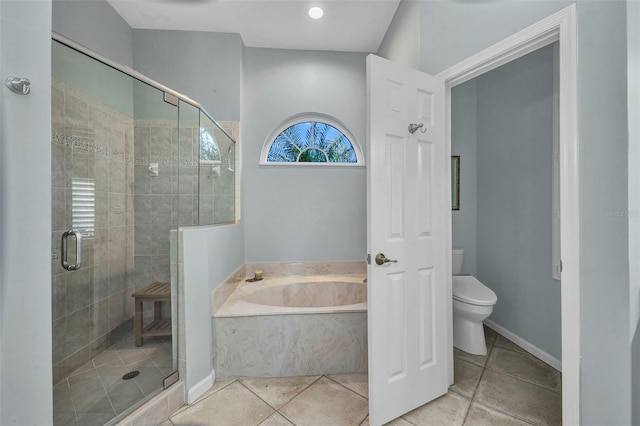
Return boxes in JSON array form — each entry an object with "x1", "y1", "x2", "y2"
[
  {"x1": 200, "y1": 128, "x2": 220, "y2": 162},
  {"x1": 266, "y1": 121, "x2": 358, "y2": 163}
]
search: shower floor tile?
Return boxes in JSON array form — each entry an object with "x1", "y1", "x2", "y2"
[
  {"x1": 52, "y1": 333, "x2": 172, "y2": 426},
  {"x1": 166, "y1": 326, "x2": 561, "y2": 426}
]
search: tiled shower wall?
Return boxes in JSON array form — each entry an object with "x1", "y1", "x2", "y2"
[
  {"x1": 51, "y1": 77, "x2": 136, "y2": 384},
  {"x1": 132, "y1": 119, "x2": 187, "y2": 310},
  {"x1": 52, "y1": 78, "x2": 240, "y2": 385},
  {"x1": 131, "y1": 119, "x2": 237, "y2": 298}
]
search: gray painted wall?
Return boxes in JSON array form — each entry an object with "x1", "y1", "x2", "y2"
[
  {"x1": 1, "y1": 1, "x2": 53, "y2": 424},
  {"x1": 242, "y1": 47, "x2": 367, "y2": 263},
  {"x1": 418, "y1": 1, "x2": 572, "y2": 74},
  {"x1": 181, "y1": 223, "x2": 245, "y2": 395},
  {"x1": 377, "y1": 0, "x2": 420, "y2": 69},
  {"x1": 575, "y1": 2, "x2": 629, "y2": 423},
  {"x1": 451, "y1": 79, "x2": 477, "y2": 275},
  {"x1": 132, "y1": 30, "x2": 242, "y2": 121},
  {"x1": 630, "y1": 0, "x2": 640, "y2": 421},
  {"x1": 52, "y1": 0, "x2": 133, "y2": 67},
  {"x1": 474, "y1": 46, "x2": 561, "y2": 360}
]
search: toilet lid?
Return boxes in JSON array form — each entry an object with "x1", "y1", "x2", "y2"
[{"x1": 452, "y1": 276, "x2": 497, "y2": 306}]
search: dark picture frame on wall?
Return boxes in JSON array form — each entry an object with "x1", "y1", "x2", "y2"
[{"x1": 452, "y1": 156, "x2": 460, "y2": 210}]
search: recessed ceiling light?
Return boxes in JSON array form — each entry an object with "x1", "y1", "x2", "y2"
[{"x1": 308, "y1": 6, "x2": 324, "y2": 20}]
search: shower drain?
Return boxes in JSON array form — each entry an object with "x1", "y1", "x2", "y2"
[{"x1": 122, "y1": 371, "x2": 140, "y2": 380}]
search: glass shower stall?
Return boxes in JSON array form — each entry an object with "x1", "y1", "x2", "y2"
[{"x1": 51, "y1": 35, "x2": 236, "y2": 426}]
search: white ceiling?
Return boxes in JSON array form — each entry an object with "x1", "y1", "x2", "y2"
[{"x1": 107, "y1": 0, "x2": 401, "y2": 53}]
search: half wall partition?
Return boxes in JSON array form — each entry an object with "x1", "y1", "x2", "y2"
[{"x1": 51, "y1": 35, "x2": 237, "y2": 426}]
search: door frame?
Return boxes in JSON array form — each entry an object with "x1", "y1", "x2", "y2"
[{"x1": 436, "y1": 5, "x2": 579, "y2": 425}]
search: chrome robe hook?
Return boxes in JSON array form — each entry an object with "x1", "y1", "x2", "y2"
[
  {"x1": 5, "y1": 77, "x2": 31, "y2": 95},
  {"x1": 408, "y1": 123, "x2": 427, "y2": 134}
]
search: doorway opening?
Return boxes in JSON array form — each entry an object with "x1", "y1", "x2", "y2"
[
  {"x1": 450, "y1": 41, "x2": 562, "y2": 423},
  {"x1": 439, "y1": 5, "x2": 579, "y2": 424}
]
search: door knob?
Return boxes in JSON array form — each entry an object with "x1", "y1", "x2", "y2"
[{"x1": 375, "y1": 253, "x2": 397, "y2": 265}]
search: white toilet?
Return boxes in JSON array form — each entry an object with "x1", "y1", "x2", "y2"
[{"x1": 452, "y1": 249, "x2": 497, "y2": 355}]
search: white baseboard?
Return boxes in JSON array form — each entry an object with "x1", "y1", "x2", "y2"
[
  {"x1": 484, "y1": 320, "x2": 562, "y2": 372},
  {"x1": 187, "y1": 369, "x2": 216, "y2": 404}
]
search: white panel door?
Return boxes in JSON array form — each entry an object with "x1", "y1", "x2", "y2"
[{"x1": 366, "y1": 54, "x2": 448, "y2": 426}]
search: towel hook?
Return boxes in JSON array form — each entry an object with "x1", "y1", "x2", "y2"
[
  {"x1": 408, "y1": 123, "x2": 427, "y2": 134},
  {"x1": 5, "y1": 77, "x2": 31, "y2": 95}
]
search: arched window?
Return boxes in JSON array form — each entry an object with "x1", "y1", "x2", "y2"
[{"x1": 261, "y1": 114, "x2": 364, "y2": 166}]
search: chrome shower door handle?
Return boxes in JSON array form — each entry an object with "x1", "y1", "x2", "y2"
[{"x1": 61, "y1": 230, "x2": 83, "y2": 271}]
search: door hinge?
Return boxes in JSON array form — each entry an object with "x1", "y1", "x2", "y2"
[{"x1": 163, "y1": 92, "x2": 179, "y2": 107}]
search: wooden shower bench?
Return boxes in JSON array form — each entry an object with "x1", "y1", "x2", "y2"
[{"x1": 132, "y1": 282, "x2": 171, "y2": 347}]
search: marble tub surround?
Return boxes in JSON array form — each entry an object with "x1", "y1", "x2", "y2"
[
  {"x1": 216, "y1": 275, "x2": 367, "y2": 317},
  {"x1": 212, "y1": 263, "x2": 247, "y2": 313},
  {"x1": 213, "y1": 312, "x2": 367, "y2": 379},
  {"x1": 211, "y1": 263, "x2": 368, "y2": 379}
]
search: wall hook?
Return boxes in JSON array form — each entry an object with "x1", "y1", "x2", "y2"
[
  {"x1": 5, "y1": 77, "x2": 31, "y2": 95},
  {"x1": 408, "y1": 123, "x2": 427, "y2": 134}
]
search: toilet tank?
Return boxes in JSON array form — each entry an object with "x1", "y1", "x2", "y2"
[{"x1": 452, "y1": 248, "x2": 464, "y2": 275}]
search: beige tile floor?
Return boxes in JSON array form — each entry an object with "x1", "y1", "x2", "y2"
[
  {"x1": 53, "y1": 333, "x2": 173, "y2": 426},
  {"x1": 164, "y1": 327, "x2": 562, "y2": 426}
]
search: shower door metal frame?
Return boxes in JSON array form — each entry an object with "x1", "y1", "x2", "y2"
[{"x1": 52, "y1": 32, "x2": 237, "y2": 145}]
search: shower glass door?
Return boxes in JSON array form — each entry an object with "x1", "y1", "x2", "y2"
[{"x1": 52, "y1": 40, "x2": 179, "y2": 426}]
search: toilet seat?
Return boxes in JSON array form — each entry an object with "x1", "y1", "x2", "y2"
[{"x1": 452, "y1": 276, "x2": 497, "y2": 306}]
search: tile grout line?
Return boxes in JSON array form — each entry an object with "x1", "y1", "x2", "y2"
[
  {"x1": 242, "y1": 374, "x2": 368, "y2": 426},
  {"x1": 464, "y1": 338, "x2": 539, "y2": 425},
  {"x1": 171, "y1": 379, "x2": 239, "y2": 418},
  {"x1": 89, "y1": 355, "x2": 119, "y2": 420},
  {"x1": 114, "y1": 341, "x2": 151, "y2": 404},
  {"x1": 101, "y1": 348, "x2": 132, "y2": 418},
  {"x1": 273, "y1": 375, "x2": 325, "y2": 426},
  {"x1": 320, "y1": 376, "x2": 369, "y2": 426},
  {"x1": 323, "y1": 374, "x2": 369, "y2": 401},
  {"x1": 483, "y1": 348, "x2": 562, "y2": 395},
  {"x1": 65, "y1": 376, "x2": 82, "y2": 426},
  {"x1": 233, "y1": 379, "x2": 279, "y2": 424},
  {"x1": 460, "y1": 336, "x2": 495, "y2": 425}
]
